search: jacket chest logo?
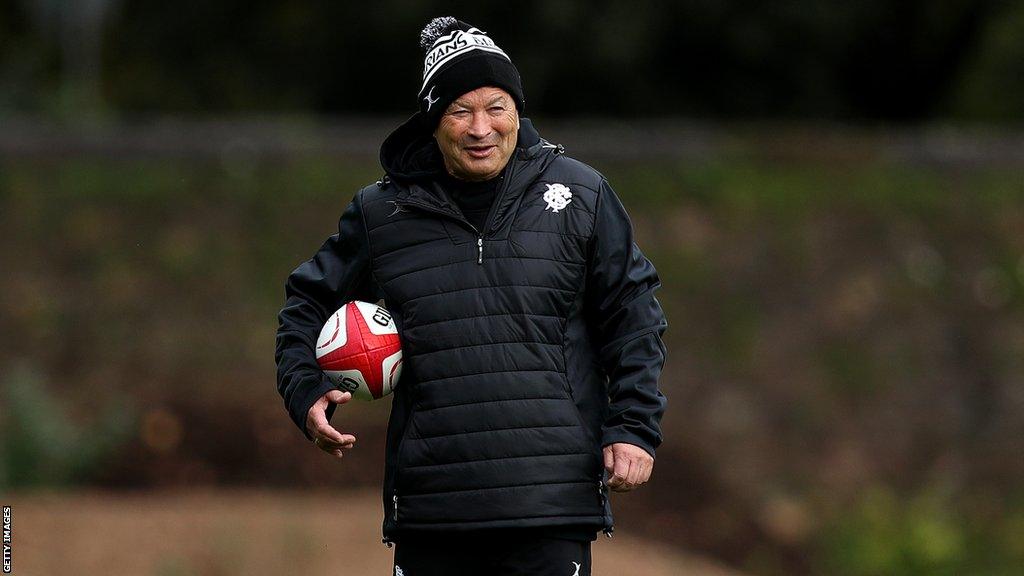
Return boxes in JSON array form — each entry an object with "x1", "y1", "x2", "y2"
[{"x1": 543, "y1": 183, "x2": 573, "y2": 213}]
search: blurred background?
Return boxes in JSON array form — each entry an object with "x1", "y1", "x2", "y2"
[{"x1": 2, "y1": 1, "x2": 1024, "y2": 575}]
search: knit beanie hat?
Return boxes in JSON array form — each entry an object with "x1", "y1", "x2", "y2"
[{"x1": 416, "y1": 17, "x2": 525, "y2": 127}]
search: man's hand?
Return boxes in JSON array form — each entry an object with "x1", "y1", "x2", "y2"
[
  {"x1": 603, "y1": 443, "x2": 654, "y2": 492},
  {"x1": 306, "y1": 389, "x2": 356, "y2": 458}
]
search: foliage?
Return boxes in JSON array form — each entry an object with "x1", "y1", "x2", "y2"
[
  {"x1": 2, "y1": 1, "x2": 1024, "y2": 120},
  {"x1": 815, "y1": 486, "x2": 1024, "y2": 576},
  {"x1": 0, "y1": 364, "x2": 136, "y2": 489}
]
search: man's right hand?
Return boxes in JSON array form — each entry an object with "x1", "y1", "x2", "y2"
[{"x1": 306, "y1": 389, "x2": 356, "y2": 458}]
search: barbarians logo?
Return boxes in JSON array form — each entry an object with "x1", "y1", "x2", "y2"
[
  {"x1": 543, "y1": 183, "x2": 573, "y2": 213},
  {"x1": 421, "y1": 28, "x2": 510, "y2": 90}
]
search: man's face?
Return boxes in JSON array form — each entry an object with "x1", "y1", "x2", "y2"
[{"x1": 434, "y1": 86, "x2": 519, "y2": 181}]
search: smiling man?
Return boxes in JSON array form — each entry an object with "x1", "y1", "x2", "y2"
[{"x1": 276, "y1": 16, "x2": 668, "y2": 576}]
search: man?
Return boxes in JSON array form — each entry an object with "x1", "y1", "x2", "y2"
[{"x1": 276, "y1": 17, "x2": 668, "y2": 576}]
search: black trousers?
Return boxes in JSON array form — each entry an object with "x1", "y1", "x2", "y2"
[{"x1": 393, "y1": 530, "x2": 592, "y2": 576}]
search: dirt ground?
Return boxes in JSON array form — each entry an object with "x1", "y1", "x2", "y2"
[{"x1": 5, "y1": 489, "x2": 747, "y2": 576}]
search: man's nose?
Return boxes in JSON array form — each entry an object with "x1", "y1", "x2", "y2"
[{"x1": 467, "y1": 111, "x2": 492, "y2": 139}]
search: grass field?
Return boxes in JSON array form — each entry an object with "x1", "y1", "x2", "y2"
[{"x1": 7, "y1": 489, "x2": 745, "y2": 576}]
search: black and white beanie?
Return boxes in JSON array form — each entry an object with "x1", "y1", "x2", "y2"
[{"x1": 416, "y1": 17, "x2": 525, "y2": 127}]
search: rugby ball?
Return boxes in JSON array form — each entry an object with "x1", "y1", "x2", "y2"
[{"x1": 315, "y1": 301, "x2": 402, "y2": 400}]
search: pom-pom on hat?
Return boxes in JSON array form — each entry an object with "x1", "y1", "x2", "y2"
[{"x1": 416, "y1": 17, "x2": 525, "y2": 127}]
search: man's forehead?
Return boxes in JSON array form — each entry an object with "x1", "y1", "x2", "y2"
[{"x1": 451, "y1": 87, "x2": 512, "y2": 107}]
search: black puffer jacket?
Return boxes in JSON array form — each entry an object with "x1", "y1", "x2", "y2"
[{"x1": 275, "y1": 116, "x2": 668, "y2": 543}]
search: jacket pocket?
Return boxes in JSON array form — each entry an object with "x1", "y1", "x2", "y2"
[
  {"x1": 560, "y1": 373, "x2": 598, "y2": 448},
  {"x1": 390, "y1": 386, "x2": 421, "y2": 525},
  {"x1": 393, "y1": 410, "x2": 416, "y2": 492}
]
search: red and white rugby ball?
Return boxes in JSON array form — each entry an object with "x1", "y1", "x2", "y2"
[{"x1": 315, "y1": 301, "x2": 402, "y2": 401}]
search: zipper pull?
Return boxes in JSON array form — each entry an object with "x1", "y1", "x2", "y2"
[
  {"x1": 477, "y1": 237, "x2": 483, "y2": 264},
  {"x1": 598, "y1": 478, "x2": 614, "y2": 537},
  {"x1": 393, "y1": 493, "x2": 399, "y2": 521}
]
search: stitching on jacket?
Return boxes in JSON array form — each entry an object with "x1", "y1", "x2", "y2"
[
  {"x1": 402, "y1": 283, "x2": 575, "y2": 304},
  {"x1": 484, "y1": 254, "x2": 584, "y2": 266},
  {"x1": 380, "y1": 258, "x2": 468, "y2": 282},
  {"x1": 397, "y1": 512, "x2": 606, "y2": 526},
  {"x1": 585, "y1": 179, "x2": 607, "y2": 259},
  {"x1": 403, "y1": 451, "x2": 592, "y2": 470},
  {"x1": 372, "y1": 236, "x2": 453, "y2": 260},
  {"x1": 411, "y1": 423, "x2": 577, "y2": 440},
  {"x1": 398, "y1": 480, "x2": 595, "y2": 497},
  {"x1": 511, "y1": 228, "x2": 591, "y2": 239},
  {"x1": 381, "y1": 258, "x2": 472, "y2": 285},
  {"x1": 417, "y1": 368, "x2": 562, "y2": 386},
  {"x1": 414, "y1": 338, "x2": 561, "y2": 355},
  {"x1": 394, "y1": 512, "x2": 606, "y2": 526},
  {"x1": 417, "y1": 396, "x2": 567, "y2": 412},
  {"x1": 379, "y1": 248, "x2": 583, "y2": 267},
  {"x1": 406, "y1": 311, "x2": 564, "y2": 330},
  {"x1": 365, "y1": 218, "x2": 413, "y2": 234},
  {"x1": 357, "y1": 189, "x2": 390, "y2": 305},
  {"x1": 383, "y1": 249, "x2": 585, "y2": 285}
]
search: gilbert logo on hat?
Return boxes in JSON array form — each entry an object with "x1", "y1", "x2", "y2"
[{"x1": 423, "y1": 86, "x2": 440, "y2": 111}]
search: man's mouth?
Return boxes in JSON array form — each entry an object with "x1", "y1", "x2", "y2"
[{"x1": 465, "y1": 145, "x2": 496, "y2": 159}]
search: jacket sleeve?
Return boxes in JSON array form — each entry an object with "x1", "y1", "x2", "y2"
[
  {"x1": 584, "y1": 179, "x2": 668, "y2": 458},
  {"x1": 275, "y1": 191, "x2": 377, "y2": 440}
]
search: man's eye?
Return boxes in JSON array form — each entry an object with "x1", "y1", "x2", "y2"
[{"x1": 488, "y1": 107, "x2": 505, "y2": 113}]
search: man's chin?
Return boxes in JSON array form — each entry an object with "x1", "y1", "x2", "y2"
[{"x1": 456, "y1": 159, "x2": 502, "y2": 180}]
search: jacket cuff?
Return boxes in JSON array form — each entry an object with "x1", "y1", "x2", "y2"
[
  {"x1": 601, "y1": 428, "x2": 658, "y2": 459},
  {"x1": 289, "y1": 375, "x2": 336, "y2": 441}
]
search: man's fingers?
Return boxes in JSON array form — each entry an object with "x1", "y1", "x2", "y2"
[
  {"x1": 315, "y1": 425, "x2": 356, "y2": 447},
  {"x1": 314, "y1": 434, "x2": 356, "y2": 456},
  {"x1": 306, "y1": 389, "x2": 359, "y2": 451},
  {"x1": 607, "y1": 449, "x2": 630, "y2": 490},
  {"x1": 638, "y1": 458, "x2": 653, "y2": 484},
  {"x1": 634, "y1": 459, "x2": 648, "y2": 486},
  {"x1": 325, "y1": 390, "x2": 353, "y2": 405},
  {"x1": 314, "y1": 421, "x2": 344, "y2": 443},
  {"x1": 306, "y1": 399, "x2": 330, "y2": 438},
  {"x1": 622, "y1": 458, "x2": 637, "y2": 488},
  {"x1": 618, "y1": 453, "x2": 634, "y2": 487},
  {"x1": 613, "y1": 451, "x2": 630, "y2": 482},
  {"x1": 602, "y1": 444, "x2": 655, "y2": 492},
  {"x1": 317, "y1": 434, "x2": 357, "y2": 448}
]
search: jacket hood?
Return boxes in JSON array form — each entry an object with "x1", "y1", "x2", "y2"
[{"x1": 379, "y1": 112, "x2": 546, "y2": 184}]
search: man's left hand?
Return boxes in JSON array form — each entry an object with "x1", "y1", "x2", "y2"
[{"x1": 603, "y1": 443, "x2": 654, "y2": 492}]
